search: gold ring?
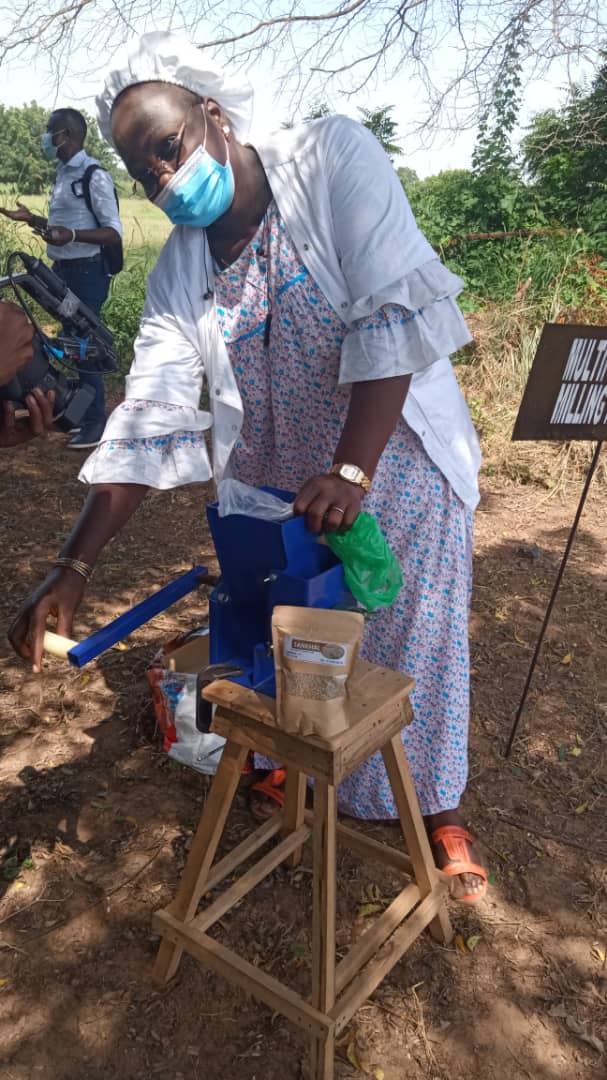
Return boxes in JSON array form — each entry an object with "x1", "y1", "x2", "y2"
[{"x1": 330, "y1": 506, "x2": 345, "y2": 515}]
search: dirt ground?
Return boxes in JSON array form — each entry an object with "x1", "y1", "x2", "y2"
[{"x1": 0, "y1": 429, "x2": 606, "y2": 1080}]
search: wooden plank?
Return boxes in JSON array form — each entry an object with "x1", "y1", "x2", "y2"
[
  {"x1": 155, "y1": 911, "x2": 333, "y2": 1038},
  {"x1": 151, "y1": 739, "x2": 248, "y2": 986},
  {"x1": 311, "y1": 1030, "x2": 335, "y2": 1080},
  {"x1": 381, "y1": 734, "x2": 452, "y2": 945},
  {"x1": 212, "y1": 708, "x2": 332, "y2": 781},
  {"x1": 331, "y1": 889, "x2": 444, "y2": 1034},
  {"x1": 183, "y1": 825, "x2": 311, "y2": 933},
  {"x1": 333, "y1": 819, "x2": 414, "y2": 875},
  {"x1": 203, "y1": 814, "x2": 285, "y2": 894},
  {"x1": 205, "y1": 662, "x2": 414, "y2": 754},
  {"x1": 335, "y1": 883, "x2": 420, "y2": 994},
  {"x1": 283, "y1": 768, "x2": 307, "y2": 867},
  {"x1": 381, "y1": 735, "x2": 437, "y2": 898},
  {"x1": 311, "y1": 780, "x2": 337, "y2": 1080},
  {"x1": 332, "y1": 819, "x2": 450, "y2": 885},
  {"x1": 311, "y1": 781, "x2": 337, "y2": 1014},
  {"x1": 336, "y1": 700, "x2": 410, "y2": 784}
]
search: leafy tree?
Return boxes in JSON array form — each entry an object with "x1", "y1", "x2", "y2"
[
  {"x1": 397, "y1": 166, "x2": 419, "y2": 192},
  {"x1": 522, "y1": 64, "x2": 607, "y2": 227},
  {"x1": 0, "y1": 102, "x2": 123, "y2": 195},
  {"x1": 470, "y1": 34, "x2": 530, "y2": 232},
  {"x1": 358, "y1": 106, "x2": 402, "y2": 161}
]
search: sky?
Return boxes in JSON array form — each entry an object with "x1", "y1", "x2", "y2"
[{"x1": 0, "y1": 19, "x2": 588, "y2": 178}]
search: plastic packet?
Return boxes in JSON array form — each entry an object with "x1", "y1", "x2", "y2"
[
  {"x1": 217, "y1": 479, "x2": 294, "y2": 520},
  {"x1": 325, "y1": 512, "x2": 403, "y2": 612}
]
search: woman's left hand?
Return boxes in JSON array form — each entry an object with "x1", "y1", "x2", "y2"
[{"x1": 294, "y1": 474, "x2": 364, "y2": 534}]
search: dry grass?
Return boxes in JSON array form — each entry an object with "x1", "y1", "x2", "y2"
[{"x1": 458, "y1": 289, "x2": 607, "y2": 493}]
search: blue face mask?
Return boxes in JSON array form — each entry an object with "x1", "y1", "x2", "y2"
[
  {"x1": 41, "y1": 131, "x2": 65, "y2": 161},
  {"x1": 154, "y1": 117, "x2": 235, "y2": 228}
]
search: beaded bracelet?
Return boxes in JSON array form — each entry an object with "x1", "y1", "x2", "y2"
[{"x1": 54, "y1": 557, "x2": 94, "y2": 582}]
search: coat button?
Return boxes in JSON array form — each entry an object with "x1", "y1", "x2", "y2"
[
  {"x1": 341, "y1": 301, "x2": 347, "y2": 309},
  {"x1": 215, "y1": 388, "x2": 221, "y2": 396},
  {"x1": 303, "y1": 243, "x2": 309, "y2": 251}
]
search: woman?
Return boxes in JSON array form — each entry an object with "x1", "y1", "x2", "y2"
[{"x1": 9, "y1": 32, "x2": 486, "y2": 901}]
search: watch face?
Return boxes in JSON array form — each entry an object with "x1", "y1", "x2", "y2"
[{"x1": 341, "y1": 464, "x2": 359, "y2": 482}]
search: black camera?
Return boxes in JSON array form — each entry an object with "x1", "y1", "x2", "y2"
[{"x1": 0, "y1": 252, "x2": 118, "y2": 433}]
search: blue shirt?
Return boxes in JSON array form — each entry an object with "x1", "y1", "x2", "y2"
[{"x1": 47, "y1": 148, "x2": 123, "y2": 262}]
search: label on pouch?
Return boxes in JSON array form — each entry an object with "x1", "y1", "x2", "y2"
[{"x1": 284, "y1": 636, "x2": 349, "y2": 666}]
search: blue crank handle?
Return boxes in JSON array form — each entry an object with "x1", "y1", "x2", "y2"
[{"x1": 66, "y1": 565, "x2": 210, "y2": 667}]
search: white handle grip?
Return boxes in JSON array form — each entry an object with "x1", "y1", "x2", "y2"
[{"x1": 43, "y1": 630, "x2": 78, "y2": 659}]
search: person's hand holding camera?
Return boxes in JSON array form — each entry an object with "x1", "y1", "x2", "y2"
[
  {"x1": 0, "y1": 389, "x2": 55, "y2": 447},
  {"x1": 0, "y1": 302, "x2": 55, "y2": 446},
  {"x1": 0, "y1": 301, "x2": 35, "y2": 385}
]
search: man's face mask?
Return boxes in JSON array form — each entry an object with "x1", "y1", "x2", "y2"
[
  {"x1": 41, "y1": 130, "x2": 67, "y2": 161},
  {"x1": 154, "y1": 108, "x2": 235, "y2": 228}
]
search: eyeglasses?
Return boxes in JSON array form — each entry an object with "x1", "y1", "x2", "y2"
[{"x1": 134, "y1": 103, "x2": 198, "y2": 201}]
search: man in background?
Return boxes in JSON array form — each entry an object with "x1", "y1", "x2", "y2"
[{"x1": 0, "y1": 108, "x2": 122, "y2": 450}]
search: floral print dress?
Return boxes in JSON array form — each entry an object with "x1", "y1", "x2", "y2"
[{"x1": 214, "y1": 203, "x2": 473, "y2": 818}]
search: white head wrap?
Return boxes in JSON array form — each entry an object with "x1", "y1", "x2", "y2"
[{"x1": 96, "y1": 31, "x2": 253, "y2": 147}]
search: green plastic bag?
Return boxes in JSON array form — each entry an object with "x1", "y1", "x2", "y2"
[{"x1": 325, "y1": 512, "x2": 403, "y2": 612}]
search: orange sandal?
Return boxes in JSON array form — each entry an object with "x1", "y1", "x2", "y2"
[
  {"x1": 430, "y1": 825, "x2": 488, "y2": 904},
  {"x1": 248, "y1": 767, "x2": 287, "y2": 821}
]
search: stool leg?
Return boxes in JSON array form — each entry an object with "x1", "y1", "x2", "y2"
[
  {"x1": 381, "y1": 734, "x2": 453, "y2": 945},
  {"x1": 152, "y1": 739, "x2": 249, "y2": 985},
  {"x1": 282, "y1": 768, "x2": 307, "y2": 868},
  {"x1": 310, "y1": 780, "x2": 336, "y2": 1080}
]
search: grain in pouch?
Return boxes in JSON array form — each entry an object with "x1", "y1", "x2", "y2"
[{"x1": 272, "y1": 606, "x2": 364, "y2": 736}]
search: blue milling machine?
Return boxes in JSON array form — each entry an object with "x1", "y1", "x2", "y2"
[
  {"x1": 207, "y1": 487, "x2": 353, "y2": 697},
  {"x1": 52, "y1": 488, "x2": 354, "y2": 701}
]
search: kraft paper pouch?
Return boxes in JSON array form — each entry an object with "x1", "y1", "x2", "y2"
[{"x1": 272, "y1": 605, "x2": 364, "y2": 737}]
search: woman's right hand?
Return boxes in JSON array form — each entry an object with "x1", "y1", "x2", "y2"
[{"x1": 8, "y1": 567, "x2": 87, "y2": 673}]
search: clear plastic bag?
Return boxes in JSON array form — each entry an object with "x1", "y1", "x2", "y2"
[{"x1": 217, "y1": 479, "x2": 294, "y2": 520}]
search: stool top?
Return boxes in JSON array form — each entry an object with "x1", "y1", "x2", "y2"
[{"x1": 204, "y1": 661, "x2": 414, "y2": 782}]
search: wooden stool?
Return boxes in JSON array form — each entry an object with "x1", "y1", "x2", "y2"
[{"x1": 152, "y1": 661, "x2": 453, "y2": 1079}]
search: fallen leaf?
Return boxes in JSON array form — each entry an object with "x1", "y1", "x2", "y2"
[
  {"x1": 495, "y1": 611, "x2": 507, "y2": 622},
  {"x1": 357, "y1": 902, "x2": 383, "y2": 918},
  {"x1": 90, "y1": 800, "x2": 106, "y2": 810},
  {"x1": 561, "y1": 653, "x2": 572, "y2": 665},
  {"x1": 575, "y1": 733, "x2": 584, "y2": 746},
  {"x1": 347, "y1": 1042, "x2": 362, "y2": 1071},
  {"x1": 511, "y1": 766, "x2": 525, "y2": 778},
  {"x1": 575, "y1": 804, "x2": 588, "y2": 814},
  {"x1": 13, "y1": 881, "x2": 25, "y2": 890},
  {"x1": 570, "y1": 746, "x2": 582, "y2": 757},
  {"x1": 592, "y1": 946, "x2": 606, "y2": 964},
  {"x1": 455, "y1": 934, "x2": 468, "y2": 955},
  {"x1": 487, "y1": 871, "x2": 498, "y2": 886},
  {"x1": 116, "y1": 641, "x2": 129, "y2": 651},
  {"x1": 466, "y1": 934, "x2": 481, "y2": 952},
  {"x1": 373, "y1": 1070, "x2": 385, "y2": 1080},
  {"x1": 80, "y1": 674, "x2": 91, "y2": 686},
  {"x1": 558, "y1": 744, "x2": 568, "y2": 762},
  {"x1": 0, "y1": 978, "x2": 8, "y2": 988},
  {"x1": 513, "y1": 630, "x2": 528, "y2": 646}
]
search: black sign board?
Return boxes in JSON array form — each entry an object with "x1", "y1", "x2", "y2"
[{"x1": 513, "y1": 322, "x2": 607, "y2": 441}]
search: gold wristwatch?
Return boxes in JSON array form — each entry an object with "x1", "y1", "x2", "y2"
[{"x1": 330, "y1": 462, "x2": 372, "y2": 492}]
